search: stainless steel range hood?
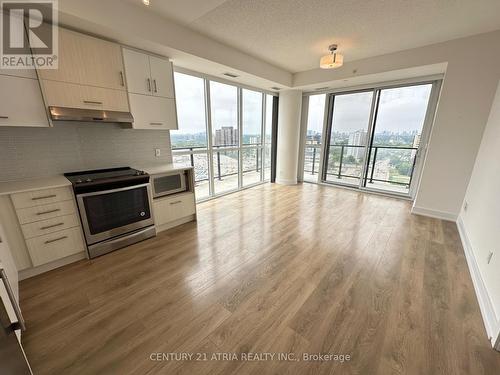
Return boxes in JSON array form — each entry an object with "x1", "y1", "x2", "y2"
[{"x1": 49, "y1": 106, "x2": 134, "y2": 123}]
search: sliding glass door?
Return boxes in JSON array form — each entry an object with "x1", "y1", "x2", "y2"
[
  {"x1": 323, "y1": 91, "x2": 374, "y2": 186},
  {"x1": 363, "y1": 84, "x2": 433, "y2": 194},
  {"x1": 317, "y1": 81, "x2": 438, "y2": 197}
]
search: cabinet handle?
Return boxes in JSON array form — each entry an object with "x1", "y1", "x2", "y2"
[
  {"x1": 146, "y1": 78, "x2": 151, "y2": 92},
  {"x1": 119, "y1": 71, "x2": 125, "y2": 86},
  {"x1": 0, "y1": 115, "x2": 8, "y2": 119},
  {"x1": 40, "y1": 222, "x2": 64, "y2": 230},
  {"x1": 169, "y1": 201, "x2": 182, "y2": 205},
  {"x1": 44, "y1": 235, "x2": 68, "y2": 244},
  {"x1": 149, "y1": 122, "x2": 164, "y2": 126},
  {"x1": 83, "y1": 100, "x2": 103, "y2": 105},
  {"x1": 0, "y1": 268, "x2": 26, "y2": 331},
  {"x1": 153, "y1": 79, "x2": 157, "y2": 93},
  {"x1": 32, "y1": 194, "x2": 56, "y2": 201},
  {"x1": 36, "y1": 208, "x2": 61, "y2": 216}
]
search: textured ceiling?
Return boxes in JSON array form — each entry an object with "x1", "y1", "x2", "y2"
[{"x1": 126, "y1": 0, "x2": 500, "y2": 73}]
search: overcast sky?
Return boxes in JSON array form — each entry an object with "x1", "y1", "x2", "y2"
[
  {"x1": 172, "y1": 72, "x2": 264, "y2": 140},
  {"x1": 173, "y1": 72, "x2": 432, "y2": 142},
  {"x1": 307, "y1": 84, "x2": 433, "y2": 137}
]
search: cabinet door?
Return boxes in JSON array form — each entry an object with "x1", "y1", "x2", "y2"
[
  {"x1": 38, "y1": 28, "x2": 125, "y2": 90},
  {"x1": 79, "y1": 33, "x2": 125, "y2": 90},
  {"x1": 153, "y1": 193, "x2": 196, "y2": 226},
  {"x1": 122, "y1": 48, "x2": 152, "y2": 96},
  {"x1": 0, "y1": 75, "x2": 49, "y2": 127},
  {"x1": 42, "y1": 80, "x2": 130, "y2": 112},
  {"x1": 149, "y1": 56, "x2": 175, "y2": 98},
  {"x1": 129, "y1": 93, "x2": 178, "y2": 130}
]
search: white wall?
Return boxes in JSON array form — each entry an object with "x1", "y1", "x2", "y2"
[
  {"x1": 276, "y1": 90, "x2": 302, "y2": 185},
  {"x1": 295, "y1": 31, "x2": 500, "y2": 220},
  {"x1": 459, "y1": 80, "x2": 500, "y2": 345}
]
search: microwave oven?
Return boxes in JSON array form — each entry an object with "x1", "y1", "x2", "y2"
[{"x1": 152, "y1": 171, "x2": 188, "y2": 198}]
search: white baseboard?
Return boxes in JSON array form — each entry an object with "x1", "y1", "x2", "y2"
[
  {"x1": 156, "y1": 215, "x2": 196, "y2": 233},
  {"x1": 275, "y1": 178, "x2": 297, "y2": 185},
  {"x1": 411, "y1": 205, "x2": 458, "y2": 221},
  {"x1": 18, "y1": 252, "x2": 87, "y2": 280},
  {"x1": 457, "y1": 216, "x2": 500, "y2": 348}
]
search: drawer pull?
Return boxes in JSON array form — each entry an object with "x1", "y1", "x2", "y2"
[
  {"x1": 119, "y1": 71, "x2": 125, "y2": 86},
  {"x1": 36, "y1": 208, "x2": 61, "y2": 216},
  {"x1": 146, "y1": 78, "x2": 151, "y2": 92},
  {"x1": 169, "y1": 201, "x2": 182, "y2": 205},
  {"x1": 153, "y1": 79, "x2": 158, "y2": 93},
  {"x1": 32, "y1": 194, "x2": 57, "y2": 201},
  {"x1": 83, "y1": 100, "x2": 103, "y2": 105},
  {"x1": 44, "y1": 236, "x2": 68, "y2": 244},
  {"x1": 40, "y1": 222, "x2": 64, "y2": 230},
  {"x1": 0, "y1": 115, "x2": 8, "y2": 119},
  {"x1": 149, "y1": 122, "x2": 164, "y2": 126}
]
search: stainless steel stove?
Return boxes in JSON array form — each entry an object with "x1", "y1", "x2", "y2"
[{"x1": 65, "y1": 167, "x2": 156, "y2": 258}]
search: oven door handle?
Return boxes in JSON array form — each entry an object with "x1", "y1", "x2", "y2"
[{"x1": 75, "y1": 183, "x2": 151, "y2": 198}]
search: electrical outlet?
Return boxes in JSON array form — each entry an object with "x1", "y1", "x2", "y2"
[
  {"x1": 155, "y1": 149, "x2": 161, "y2": 157},
  {"x1": 487, "y1": 251, "x2": 493, "y2": 264},
  {"x1": 463, "y1": 201, "x2": 468, "y2": 212}
]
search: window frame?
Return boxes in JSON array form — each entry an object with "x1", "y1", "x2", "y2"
[
  {"x1": 299, "y1": 77, "x2": 443, "y2": 199},
  {"x1": 172, "y1": 68, "x2": 277, "y2": 201}
]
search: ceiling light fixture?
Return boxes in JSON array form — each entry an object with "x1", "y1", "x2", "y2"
[
  {"x1": 142, "y1": 0, "x2": 150, "y2": 6},
  {"x1": 320, "y1": 44, "x2": 343, "y2": 69}
]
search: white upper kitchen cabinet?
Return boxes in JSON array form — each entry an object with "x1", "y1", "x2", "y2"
[
  {"x1": 122, "y1": 48, "x2": 151, "y2": 96},
  {"x1": 0, "y1": 10, "x2": 49, "y2": 127},
  {"x1": 149, "y1": 56, "x2": 175, "y2": 99},
  {"x1": 122, "y1": 47, "x2": 177, "y2": 129},
  {"x1": 37, "y1": 27, "x2": 128, "y2": 114},
  {"x1": 122, "y1": 48, "x2": 175, "y2": 99},
  {"x1": 0, "y1": 75, "x2": 49, "y2": 127},
  {"x1": 38, "y1": 27, "x2": 126, "y2": 91},
  {"x1": 128, "y1": 93, "x2": 178, "y2": 130}
]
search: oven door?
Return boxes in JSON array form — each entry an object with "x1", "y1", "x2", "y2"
[{"x1": 76, "y1": 183, "x2": 154, "y2": 245}]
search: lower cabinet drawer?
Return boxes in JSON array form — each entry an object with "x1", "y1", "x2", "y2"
[
  {"x1": 153, "y1": 193, "x2": 196, "y2": 226},
  {"x1": 11, "y1": 186, "x2": 73, "y2": 210},
  {"x1": 21, "y1": 214, "x2": 80, "y2": 239},
  {"x1": 16, "y1": 200, "x2": 76, "y2": 224},
  {"x1": 26, "y1": 227, "x2": 85, "y2": 267}
]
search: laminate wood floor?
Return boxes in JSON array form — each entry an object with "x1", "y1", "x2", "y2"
[{"x1": 20, "y1": 183, "x2": 500, "y2": 375}]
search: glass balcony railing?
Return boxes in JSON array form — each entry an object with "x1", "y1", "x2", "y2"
[
  {"x1": 173, "y1": 144, "x2": 264, "y2": 198},
  {"x1": 305, "y1": 144, "x2": 418, "y2": 192}
]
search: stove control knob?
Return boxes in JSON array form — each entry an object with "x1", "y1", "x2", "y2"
[
  {"x1": 85, "y1": 178, "x2": 93, "y2": 183},
  {"x1": 75, "y1": 179, "x2": 83, "y2": 184}
]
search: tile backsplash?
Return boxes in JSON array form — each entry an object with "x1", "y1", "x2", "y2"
[{"x1": 0, "y1": 122, "x2": 172, "y2": 182}]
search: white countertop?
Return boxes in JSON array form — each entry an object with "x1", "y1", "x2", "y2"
[
  {"x1": 0, "y1": 164, "x2": 193, "y2": 196},
  {"x1": 135, "y1": 163, "x2": 194, "y2": 176},
  {"x1": 0, "y1": 175, "x2": 71, "y2": 196}
]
